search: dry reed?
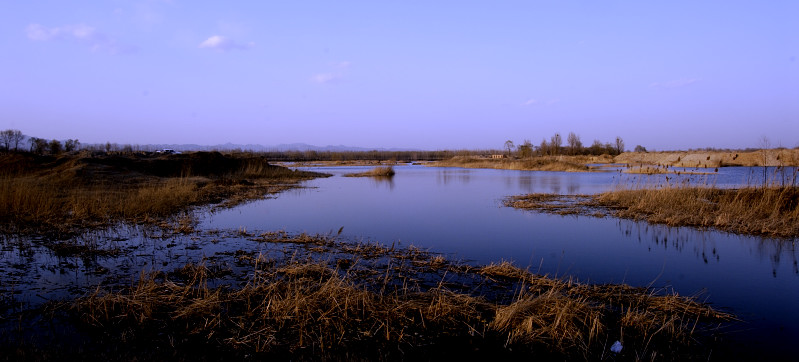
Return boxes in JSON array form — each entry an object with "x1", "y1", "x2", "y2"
[
  {"x1": 0, "y1": 152, "x2": 325, "y2": 235},
  {"x1": 432, "y1": 156, "x2": 590, "y2": 172},
  {"x1": 344, "y1": 166, "x2": 396, "y2": 177},
  {"x1": 596, "y1": 186, "x2": 799, "y2": 238},
  {"x1": 70, "y1": 253, "x2": 732, "y2": 359}
]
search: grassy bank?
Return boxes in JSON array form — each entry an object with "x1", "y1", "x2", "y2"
[
  {"x1": 507, "y1": 186, "x2": 799, "y2": 238},
  {"x1": 0, "y1": 152, "x2": 326, "y2": 236},
  {"x1": 432, "y1": 156, "x2": 595, "y2": 172},
  {"x1": 32, "y1": 232, "x2": 731, "y2": 361}
]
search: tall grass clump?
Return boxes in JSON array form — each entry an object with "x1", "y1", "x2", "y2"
[
  {"x1": 344, "y1": 166, "x2": 396, "y2": 177},
  {"x1": 596, "y1": 185, "x2": 799, "y2": 237}
]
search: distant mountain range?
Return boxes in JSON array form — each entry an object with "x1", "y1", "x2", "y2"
[
  {"x1": 12, "y1": 132, "x2": 420, "y2": 152},
  {"x1": 95, "y1": 142, "x2": 418, "y2": 153}
]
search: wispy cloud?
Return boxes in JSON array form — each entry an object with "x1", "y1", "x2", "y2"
[
  {"x1": 310, "y1": 61, "x2": 352, "y2": 84},
  {"x1": 311, "y1": 73, "x2": 341, "y2": 84},
  {"x1": 649, "y1": 78, "x2": 700, "y2": 89},
  {"x1": 26, "y1": 23, "x2": 133, "y2": 54},
  {"x1": 198, "y1": 35, "x2": 253, "y2": 51},
  {"x1": 522, "y1": 98, "x2": 559, "y2": 106}
]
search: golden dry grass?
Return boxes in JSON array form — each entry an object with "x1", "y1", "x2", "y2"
[
  {"x1": 432, "y1": 156, "x2": 590, "y2": 172},
  {"x1": 507, "y1": 186, "x2": 799, "y2": 238},
  {"x1": 69, "y1": 251, "x2": 732, "y2": 359},
  {"x1": 343, "y1": 166, "x2": 396, "y2": 177},
  {"x1": 595, "y1": 186, "x2": 799, "y2": 238},
  {"x1": 0, "y1": 152, "x2": 324, "y2": 235}
]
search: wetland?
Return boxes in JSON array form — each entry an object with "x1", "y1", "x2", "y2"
[{"x1": 2, "y1": 154, "x2": 797, "y2": 360}]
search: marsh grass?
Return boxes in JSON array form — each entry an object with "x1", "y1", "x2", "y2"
[
  {"x1": 0, "y1": 152, "x2": 325, "y2": 236},
  {"x1": 433, "y1": 156, "x2": 590, "y2": 172},
  {"x1": 508, "y1": 186, "x2": 799, "y2": 238},
  {"x1": 65, "y1": 235, "x2": 732, "y2": 360},
  {"x1": 595, "y1": 185, "x2": 799, "y2": 238},
  {"x1": 344, "y1": 166, "x2": 396, "y2": 177}
]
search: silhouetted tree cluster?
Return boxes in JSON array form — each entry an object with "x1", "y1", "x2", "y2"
[
  {"x1": 25, "y1": 136, "x2": 79, "y2": 155},
  {"x1": 1, "y1": 129, "x2": 25, "y2": 152},
  {"x1": 509, "y1": 133, "x2": 627, "y2": 157}
]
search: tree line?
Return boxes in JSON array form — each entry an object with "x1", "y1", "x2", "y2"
[
  {"x1": 505, "y1": 132, "x2": 629, "y2": 157},
  {"x1": 1, "y1": 129, "x2": 80, "y2": 155}
]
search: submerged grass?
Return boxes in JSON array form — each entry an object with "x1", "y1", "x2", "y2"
[{"x1": 60, "y1": 236, "x2": 733, "y2": 361}]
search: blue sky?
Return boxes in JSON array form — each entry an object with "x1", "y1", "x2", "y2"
[{"x1": 1, "y1": 1, "x2": 797, "y2": 150}]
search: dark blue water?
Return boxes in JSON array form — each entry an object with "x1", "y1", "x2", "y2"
[{"x1": 203, "y1": 165, "x2": 798, "y2": 357}]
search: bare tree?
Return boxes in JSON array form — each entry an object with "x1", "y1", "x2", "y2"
[
  {"x1": 567, "y1": 132, "x2": 582, "y2": 155},
  {"x1": 517, "y1": 139, "x2": 533, "y2": 158},
  {"x1": 0, "y1": 130, "x2": 11, "y2": 151},
  {"x1": 10, "y1": 130, "x2": 24, "y2": 151},
  {"x1": 550, "y1": 133, "x2": 562, "y2": 155},
  {"x1": 49, "y1": 139, "x2": 63, "y2": 155},
  {"x1": 589, "y1": 139, "x2": 603, "y2": 155},
  {"x1": 30, "y1": 137, "x2": 48, "y2": 154},
  {"x1": 64, "y1": 139, "x2": 80, "y2": 152},
  {"x1": 539, "y1": 138, "x2": 550, "y2": 156},
  {"x1": 504, "y1": 140, "x2": 514, "y2": 156},
  {"x1": 614, "y1": 136, "x2": 625, "y2": 155}
]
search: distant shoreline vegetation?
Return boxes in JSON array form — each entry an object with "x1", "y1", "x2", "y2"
[{"x1": 2, "y1": 129, "x2": 798, "y2": 172}]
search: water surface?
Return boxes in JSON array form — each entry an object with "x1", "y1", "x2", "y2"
[{"x1": 204, "y1": 165, "x2": 798, "y2": 358}]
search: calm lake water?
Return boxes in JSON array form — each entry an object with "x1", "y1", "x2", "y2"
[{"x1": 204, "y1": 164, "x2": 798, "y2": 358}]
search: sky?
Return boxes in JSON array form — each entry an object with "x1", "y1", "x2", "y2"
[{"x1": 1, "y1": 1, "x2": 797, "y2": 150}]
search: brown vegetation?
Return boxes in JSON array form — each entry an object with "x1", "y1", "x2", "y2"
[
  {"x1": 432, "y1": 156, "x2": 594, "y2": 172},
  {"x1": 0, "y1": 151, "x2": 326, "y2": 236},
  {"x1": 507, "y1": 186, "x2": 799, "y2": 238},
  {"x1": 344, "y1": 166, "x2": 396, "y2": 177},
  {"x1": 595, "y1": 186, "x2": 799, "y2": 238},
  {"x1": 67, "y1": 238, "x2": 732, "y2": 360}
]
